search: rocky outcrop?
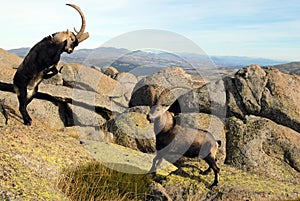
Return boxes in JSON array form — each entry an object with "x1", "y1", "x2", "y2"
[
  {"x1": 1, "y1": 47, "x2": 300, "y2": 200},
  {"x1": 115, "y1": 72, "x2": 138, "y2": 102},
  {"x1": 82, "y1": 140, "x2": 177, "y2": 175},
  {"x1": 129, "y1": 67, "x2": 193, "y2": 107},
  {"x1": 226, "y1": 115, "x2": 300, "y2": 181},
  {"x1": 173, "y1": 78, "x2": 226, "y2": 117},
  {"x1": 0, "y1": 48, "x2": 22, "y2": 79},
  {"x1": 105, "y1": 106, "x2": 155, "y2": 153},
  {"x1": 0, "y1": 51, "x2": 130, "y2": 138},
  {"x1": 175, "y1": 64, "x2": 300, "y2": 132},
  {"x1": 0, "y1": 90, "x2": 67, "y2": 130},
  {"x1": 102, "y1": 66, "x2": 119, "y2": 78},
  {"x1": 233, "y1": 65, "x2": 300, "y2": 132}
]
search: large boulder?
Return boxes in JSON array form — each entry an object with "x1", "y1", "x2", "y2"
[
  {"x1": 260, "y1": 67, "x2": 300, "y2": 132},
  {"x1": 64, "y1": 126, "x2": 114, "y2": 142},
  {"x1": 171, "y1": 78, "x2": 227, "y2": 118},
  {"x1": 0, "y1": 91, "x2": 66, "y2": 130},
  {"x1": 38, "y1": 83, "x2": 126, "y2": 114},
  {"x1": 234, "y1": 65, "x2": 268, "y2": 114},
  {"x1": 232, "y1": 65, "x2": 300, "y2": 132},
  {"x1": 82, "y1": 141, "x2": 177, "y2": 175},
  {"x1": 226, "y1": 115, "x2": 300, "y2": 182},
  {"x1": 175, "y1": 65, "x2": 300, "y2": 133},
  {"x1": 60, "y1": 63, "x2": 129, "y2": 108},
  {"x1": 0, "y1": 100, "x2": 7, "y2": 126},
  {"x1": 129, "y1": 67, "x2": 193, "y2": 107},
  {"x1": 102, "y1": 66, "x2": 119, "y2": 79},
  {"x1": 106, "y1": 106, "x2": 155, "y2": 153},
  {"x1": 0, "y1": 48, "x2": 21, "y2": 83},
  {"x1": 115, "y1": 72, "x2": 138, "y2": 102},
  {"x1": 69, "y1": 103, "x2": 107, "y2": 127}
]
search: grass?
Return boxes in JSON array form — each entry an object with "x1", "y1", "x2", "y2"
[
  {"x1": 160, "y1": 159, "x2": 300, "y2": 201},
  {"x1": 58, "y1": 161, "x2": 153, "y2": 201}
]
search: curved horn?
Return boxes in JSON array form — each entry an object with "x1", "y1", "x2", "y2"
[{"x1": 66, "y1": 3, "x2": 89, "y2": 43}]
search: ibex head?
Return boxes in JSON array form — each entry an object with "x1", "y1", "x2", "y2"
[
  {"x1": 147, "y1": 86, "x2": 191, "y2": 123},
  {"x1": 53, "y1": 4, "x2": 89, "y2": 54}
]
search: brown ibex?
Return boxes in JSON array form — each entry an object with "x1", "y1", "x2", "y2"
[
  {"x1": 147, "y1": 88, "x2": 222, "y2": 188},
  {"x1": 13, "y1": 4, "x2": 89, "y2": 125}
]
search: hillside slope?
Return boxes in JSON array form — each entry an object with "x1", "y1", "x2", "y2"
[
  {"x1": 0, "y1": 108, "x2": 93, "y2": 200},
  {"x1": 1, "y1": 48, "x2": 300, "y2": 200}
]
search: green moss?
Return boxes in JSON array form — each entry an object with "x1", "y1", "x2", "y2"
[
  {"x1": 160, "y1": 160, "x2": 300, "y2": 200},
  {"x1": 0, "y1": 153, "x2": 67, "y2": 200}
]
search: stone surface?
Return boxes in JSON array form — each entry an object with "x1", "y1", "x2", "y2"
[
  {"x1": 102, "y1": 66, "x2": 119, "y2": 78},
  {"x1": 82, "y1": 141, "x2": 177, "y2": 175},
  {"x1": 106, "y1": 108, "x2": 155, "y2": 153},
  {"x1": 226, "y1": 115, "x2": 300, "y2": 181},
  {"x1": 38, "y1": 83, "x2": 126, "y2": 114},
  {"x1": 129, "y1": 67, "x2": 193, "y2": 107}
]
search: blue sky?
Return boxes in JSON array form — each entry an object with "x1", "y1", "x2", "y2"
[{"x1": 1, "y1": 0, "x2": 300, "y2": 61}]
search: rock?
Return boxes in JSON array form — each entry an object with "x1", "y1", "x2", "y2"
[
  {"x1": 227, "y1": 65, "x2": 300, "y2": 132},
  {"x1": 61, "y1": 63, "x2": 122, "y2": 95},
  {"x1": 173, "y1": 78, "x2": 226, "y2": 118},
  {"x1": 226, "y1": 115, "x2": 300, "y2": 182},
  {"x1": 70, "y1": 103, "x2": 107, "y2": 127},
  {"x1": 82, "y1": 141, "x2": 177, "y2": 175},
  {"x1": 115, "y1": 72, "x2": 138, "y2": 85},
  {"x1": 60, "y1": 63, "x2": 80, "y2": 88},
  {"x1": 60, "y1": 63, "x2": 129, "y2": 108},
  {"x1": 106, "y1": 107, "x2": 155, "y2": 153},
  {"x1": 27, "y1": 99, "x2": 66, "y2": 130},
  {"x1": 0, "y1": 90, "x2": 66, "y2": 129},
  {"x1": 102, "y1": 66, "x2": 119, "y2": 78},
  {"x1": 260, "y1": 67, "x2": 300, "y2": 132},
  {"x1": 115, "y1": 72, "x2": 138, "y2": 101},
  {"x1": 175, "y1": 113, "x2": 226, "y2": 162},
  {"x1": 38, "y1": 83, "x2": 127, "y2": 114},
  {"x1": 0, "y1": 99, "x2": 8, "y2": 126},
  {"x1": 147, "y1": 182, "x2": 173, "y2": 201},
  {"x1": 42, "y1": 71, "x2": 63, "y2": 86},
  {"x1": 64, "y1": 126, "x2": 114, "y2": 142},
  {"x1": 234, "y1": 64, "x2": 268, "y2": 114},
  {"x1": 129, "y1": 67, "x2": 193, "y2": 107},
  {"x1": 223, "y1": 77, "x2": 246, "y2": 119},
  {"x1": 176, "y1": 65, "x2": 300, "y2": 133},
  {"x1": 0, "y1": 48, "x2": 21, "y2": 83}
]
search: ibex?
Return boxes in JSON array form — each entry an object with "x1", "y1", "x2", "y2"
[
  {"x1": 13, "y1": 4, "x2": 89, "y2": 125},
  {"x1": 147, "y1": 88, "x2": 222, "y2": 188}
]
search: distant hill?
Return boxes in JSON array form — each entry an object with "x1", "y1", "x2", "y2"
[
  {"x1": 269, "y1": 62, "x2": 300, "y2": 75},
  {"x1": 8, "y1": 47, "x2": 288, "y2": 71},
  {"x1": 210, "y1": 55, "x2": 287, "y2": 67},
  {"x1": 0, "y1": 48, "x2": 22, "y2": 69}
]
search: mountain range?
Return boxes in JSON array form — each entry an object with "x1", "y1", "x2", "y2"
[{"x1": 8, "y1": 47, "x2": 288, "y2": 71}]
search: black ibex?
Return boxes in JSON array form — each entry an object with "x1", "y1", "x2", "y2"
[
  {"x1": 147, "y1": 88, "x2": 221, "y2": 188},
  {"x1": 13, "y1": 4, "x2": 89, "y2": 125}
]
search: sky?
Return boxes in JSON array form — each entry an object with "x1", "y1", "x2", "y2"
[{"x1": 1, "y1": 0, "x2": 300, "y2": 61}]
